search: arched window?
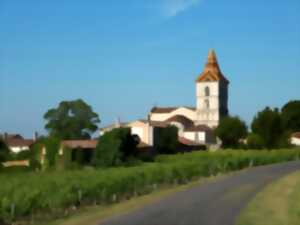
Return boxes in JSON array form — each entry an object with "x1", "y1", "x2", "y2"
[
  {"x1": 205, "y1": 86, "x2": 210, "y2": 96},
  {"x1": 205, "y1": 99, "x2": 210, "y2": 109}
]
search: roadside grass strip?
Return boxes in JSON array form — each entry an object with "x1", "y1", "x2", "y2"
[{"x1": 237, "y1": 170, "x2": 300, "y2": 225}]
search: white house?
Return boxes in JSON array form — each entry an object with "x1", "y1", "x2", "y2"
[{"x1": 291, "y1": 133, "x2": 300, "y2": 146}]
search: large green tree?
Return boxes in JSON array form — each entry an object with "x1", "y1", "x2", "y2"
[
  {"x1": 251, "y1": 107, "x2": 284, "y2": 149},
  {"x1": 215, "y1": 116, "x2": 248, "y2": 148},
  {"x1": 281, "y1": 100, "x2": 300, "y2": 132},
  {"x1": 44, "y1": 99, "x2": 100, "y2": 140}
]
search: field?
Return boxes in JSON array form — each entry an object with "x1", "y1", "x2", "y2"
[
  {"x1": 1, "y1": 149, "x2": 300, "y2": 224},
  {"x1": 237, "y1": 170, "x2": 300, "y2": 225}
]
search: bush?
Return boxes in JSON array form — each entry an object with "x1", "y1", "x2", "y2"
[
  {"x1": 154, "y1": 126, "x2": 179, "y2": 154},
  {"x1": 247, "y1": 133, "x2": 264, "y2": 149},
  {"x1": 93, "y1": 128, "x2": 138, "y2": 167},
  {"x1": 215, "y1": 116, "x2": 248, "y2": 148}
]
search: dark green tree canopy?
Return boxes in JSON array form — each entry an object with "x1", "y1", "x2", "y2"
[
  {"x1": 0, "y1": 139, "x2": 10, "y2": 163},
  {"x1": 154, "y1": 126, "x2": 179, "y2": 154},
  {"x1": 251, "y1": 107, "x2": 283, "y2": 149},
  {"x1": 281, "y1": 100, "x2": 300, "y2": 132},
  {"x1": 93, "y1": 128, "x2": 139, "y2": 167},
  {"x1": 215, "y1": 116, "x2": 248, "y2": 148},
  {"x1": 44, "y1": 99, "x2": 100, "y2": 140}
]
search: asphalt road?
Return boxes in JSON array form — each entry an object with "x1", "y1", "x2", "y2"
[{"x1": 100, "y1": 161, "x2": 300, "y2": 225}]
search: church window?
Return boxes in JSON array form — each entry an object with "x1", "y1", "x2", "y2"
[
  {"x1": 205, "y1": 86, "x2": 210, "y2": 96},
  {"x1": 205, "y1": 99, "x2": 210, "y2": 109}
]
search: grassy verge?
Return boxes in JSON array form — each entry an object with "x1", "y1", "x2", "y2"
[
  {"x1": 1, "y1": 149, "x2": 300, "y2": 224},
  {"x1": 237, "y1": 170, "x2": 300, "y2": 225}
]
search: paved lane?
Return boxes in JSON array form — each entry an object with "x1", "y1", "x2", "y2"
[{"x1": 100, "y1": 161, "x2": 300, "y2": 225}]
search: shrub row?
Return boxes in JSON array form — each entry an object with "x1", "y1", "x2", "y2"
[{"x1": 1, "y1": 149, "x2": 300, "y2": 223}]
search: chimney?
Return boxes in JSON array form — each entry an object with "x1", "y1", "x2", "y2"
[
  {"x1": 34, "y1": 132, "x2": 39, "y2": 141},
  {"x1": 4, "y1": 132, "x2": 8, "y2": 141}
]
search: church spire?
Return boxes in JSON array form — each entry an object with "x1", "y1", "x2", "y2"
[
  {"x1": 207, "y1": 49, "x2": 218, "y2": 64},
  {"x1": 196, "y1": 49, "x2": 229, "y2": 83}
]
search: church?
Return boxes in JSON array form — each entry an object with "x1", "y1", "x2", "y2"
[{"x1": 100, "y1": 49, "x2": 229, "y2": 147}]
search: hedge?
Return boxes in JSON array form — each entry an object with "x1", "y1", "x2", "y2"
[{"x1": 0, "y1": 149, "x2": 300, "y2": 223}]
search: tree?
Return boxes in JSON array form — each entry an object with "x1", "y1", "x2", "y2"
[
  {"x1": 215, "y1": 116, "x2": 248, "y2": 148},
  {"x1": 154, "y1": 126, "x2": 179, "y2": 154},
  {"x1": 281, "y1": 100, "x2": 300, "y2": 132},
  {"x1": 0, "y1": 139, "x2": 10, "y2": 163},
  {"x1": 247, "y1": 133, "x2": 264, "y2": 149},
  {"x1": 44, "y1": 99, "x2": 100, "y2": 140},
  {"x1": 251, "y1": 107, "x2": 284, "y2": 149},
  {"x1": 93, "y1": 128, "x2": 139, "y2": 167}
]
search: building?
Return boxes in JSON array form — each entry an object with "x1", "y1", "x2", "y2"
[
  {"x1": 100, "y1": 49, "x2": 229, "y2": 147},
  {"x1": 1, "y1": 133, "x2": 35, "y2": 153},
  {"x1": 291, "y1": 132, "x2": 300, "y2": 146}
]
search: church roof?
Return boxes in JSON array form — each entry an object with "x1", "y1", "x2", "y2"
[
  {"x1": 196, "y1": 49, "x2": 229, "y2": 84},
  {"x1": 151, "y1": 106, "x2": 196, "y2": 114}
]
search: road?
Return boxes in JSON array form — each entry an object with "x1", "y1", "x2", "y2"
[{"x1": 100, "y1": 161, "x2": 300, "y2": 225}]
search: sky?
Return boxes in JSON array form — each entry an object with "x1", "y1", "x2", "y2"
[{"x1": 0, "y1": 0, "x2": 300, "y2": 138}]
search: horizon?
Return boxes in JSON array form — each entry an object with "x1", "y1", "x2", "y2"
[{"x1": 1, "y1": 0, "x2": 300, "y2": 138}]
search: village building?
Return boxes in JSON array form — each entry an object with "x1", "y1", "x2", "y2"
[
  {"x1": 1, "y1": 133, "x2": 35, "y2": 153},
  {"x1": 291, "y1": 132, "x2": 300, "y2": 146},
  {"x1": 100, "y1": 49, "x2": 229, "y2": 147}
]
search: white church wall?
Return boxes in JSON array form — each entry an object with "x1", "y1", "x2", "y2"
[
  {"x1": 197, "y1": 132, "x2": 206, "y2": 142},
  {"x1": 183, "y1": 132, "x2": 196, "y2": 141}
]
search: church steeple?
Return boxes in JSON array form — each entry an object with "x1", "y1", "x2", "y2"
[{"x1": 196, "y1": 49, "x2": 229, "y2": 83}]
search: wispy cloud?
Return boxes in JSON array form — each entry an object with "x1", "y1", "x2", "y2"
[{"x1": 161, "y1": 0, "x2": 201, "y2": 18}]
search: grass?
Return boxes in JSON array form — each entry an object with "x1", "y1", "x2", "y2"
[{"x1": 236, "y1": 170, "x2": 300, "y2": 225}]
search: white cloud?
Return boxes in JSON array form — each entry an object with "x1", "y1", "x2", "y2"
[{"x1": 162, "y1": 0, "x2": 201, "y2": 18}]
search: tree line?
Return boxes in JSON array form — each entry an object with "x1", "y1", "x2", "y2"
[{"x1": 215, "y1": 100, "x2": 300, "y2": 149}]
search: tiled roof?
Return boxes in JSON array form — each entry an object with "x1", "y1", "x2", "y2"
[
  {"x1": 166, "y1": 115, "x2": 194, "y2": 127},
  {"x1": 6, "y1": 139, "x2": 34, "y2": 147},
  {"x1": 185, "y1": 125, "x2": 212, "y2": 132},
  {"x1": 151, "y1": 106, "x2": 196, "y2": 114},
  {"x1": 178, "y1": 137, "x2": 202, "y2": 146},
  {"x1": 196, "y1": 49, "x2": 229, "y2": 84},
  {"x1": 61, "y1": 140, "x2": 98, "y2": 149},
  {"x1": 292, "y1": 132, "x2": 300, "y2": 139}
]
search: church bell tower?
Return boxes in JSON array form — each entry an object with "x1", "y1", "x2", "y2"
[{"x1": 195, "y1": 49, "x2": 229, "y2": 128}]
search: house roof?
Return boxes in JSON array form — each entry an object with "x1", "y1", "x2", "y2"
[
  {"x1": 178, "y1": 137, "x2": 202, "y2": 146},
  {"x1": 151, "y1": 106, "x2": 196, "y2": 114},
  {"x1": 292, "y1": 132, "x2": 300, "y2": 139},
  {"x1": 185, "y1": 124, "x2": 212, "y2": 132},
  {"x1": 166, "y1": 115, "x2": 194, "y2": 127},
  {"x1": 61, "y1": 140, "x2": 98, "y2": 149},
  {"x1": 196, "y1": 49, "x2": 229, "y2": 84},
  {"x1": 6, "y1": 139, "x2": 34, "y2": 147}
]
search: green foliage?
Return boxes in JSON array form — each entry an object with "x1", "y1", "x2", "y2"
[
  {"x1": 0, "y1": 139, "x2": 10, "y2": 163},
  {"x1": 281, "y1": 100, "x2": 300, "y2": 132},
  {"x1": 247, "y1": 133, "x2": 264, "y2": 149},
  {"x1": 154, "y1": 126, "x2": 179, "y2": 154},
  {"x1": 1, "y1": 149, "x2": 300, "y2": 223},
  {"x1": 43, "y1": 137, "x2": 61, "y2": 169},
  {"x1": 251, "y1": 107, "x2": 284, "y2": 149},
  {"x1": 93, "y1": 128, "x2": 138, "y2": 167},
  {"x1": 44, "y1": 99, "x2": 100, "y2": 140},
  {"x1": 215, "y1": 116, "x2": 248, "y2": 148}
]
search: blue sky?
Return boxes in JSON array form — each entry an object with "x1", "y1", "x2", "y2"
[{"x1": 0, "y1": 0, "x2": 299, "y2": 137}]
